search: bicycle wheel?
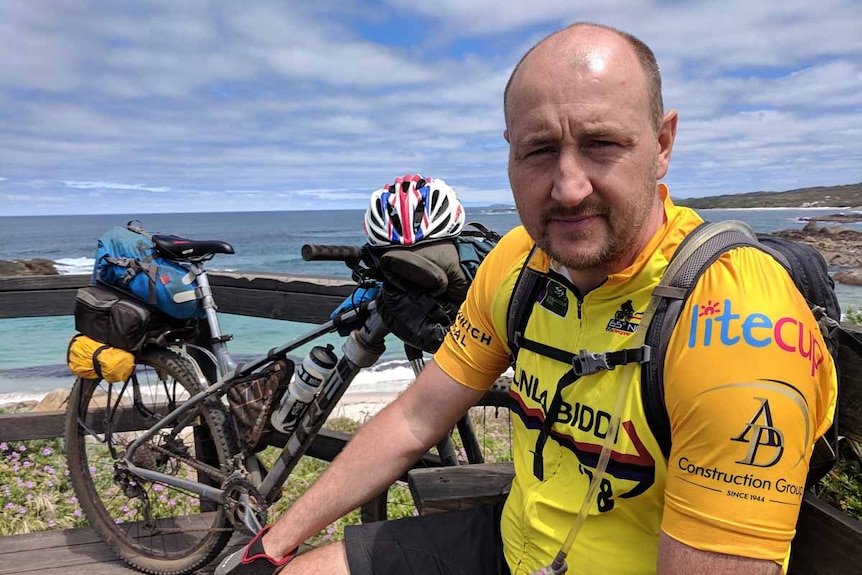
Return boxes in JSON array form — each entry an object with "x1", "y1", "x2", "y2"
[
  {"x1": 65, "y1": 348, "x2": 236, "y2": 575},
  {"x1": 451, "y1": 378, "x2": 513, "y2": 465}
]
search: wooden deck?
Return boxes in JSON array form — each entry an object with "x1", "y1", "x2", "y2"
[{"x1": 0, "y1": 525, "x2": 249, "y2": 574}]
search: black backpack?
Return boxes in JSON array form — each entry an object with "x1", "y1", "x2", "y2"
[
  {"x1": 507, "y1": 220, "x2": 842, "y2": 484},
  {"x1": 455, "y1": 222, "x2": 502, "y2": 281}
]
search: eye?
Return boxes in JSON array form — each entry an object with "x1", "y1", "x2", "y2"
[
  {"x1": 589, "y1": 140, "x2": 616, "y2": 148},
  {"x1": 526, "y1": 146, "x2": 554, "y2": 157}
]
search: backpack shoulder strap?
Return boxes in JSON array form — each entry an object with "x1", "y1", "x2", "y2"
[
  {"x1": 125, "y1": 220, "x2": 153, "y2": 241},
  {"x1": 462, "y1": 221, "x2": 502, "y2": 242},
  {"x1": 642, "y1": 220, "x2": 760, "y2": 458},
  {"x1": 506, "y1": 244, "x2": 544, "y2": 365}
]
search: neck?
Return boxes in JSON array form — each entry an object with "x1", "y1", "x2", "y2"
[{"x1": 563, "y1": 197, "x2": 665, "y2": 295}]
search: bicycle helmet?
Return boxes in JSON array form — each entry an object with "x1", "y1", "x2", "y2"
[{"x1": 363, "y1": 174, "x2": 466, "y2": 246}]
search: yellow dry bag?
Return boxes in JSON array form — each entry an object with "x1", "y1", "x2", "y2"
[{"x1": 67, "y1": 334, "x2": 135, "y2": 383}]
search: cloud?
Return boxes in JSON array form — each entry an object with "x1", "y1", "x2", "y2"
[
  {"x1": 383, "y1": 0, "x2": 640, "y2": 35},
  {"x1": 62, "y1": 181, "x2": 173, "y2": 193},
  {"x1": 0, "y1": 1, "x2": 859, "y2": 216}
]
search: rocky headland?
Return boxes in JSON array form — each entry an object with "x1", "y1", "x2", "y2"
[
  {"x1": 0, "y1": 258, "x2": 59, "y2": 276},
  {"x1": 772, "y1": 220, "x2": 862, "y2": 285},
  {"x1": 801, "y1": 212, "x2": 862, "y2": 224}
]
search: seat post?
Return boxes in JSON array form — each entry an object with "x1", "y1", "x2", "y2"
[{"x1": 190, "y1": 262, "x2": 236, "y2": 377}]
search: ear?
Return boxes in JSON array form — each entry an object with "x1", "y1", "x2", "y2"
[
  {"x1": 503, "y1": 129, "x2": 510, "y2": 143},
  {"x1": 656, "y1": 110, "x2": 678, "y2": 180}
]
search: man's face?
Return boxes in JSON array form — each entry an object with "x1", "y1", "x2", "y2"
[{"x1": 505, "y1": 33, "x2": 673, "y2": 273}]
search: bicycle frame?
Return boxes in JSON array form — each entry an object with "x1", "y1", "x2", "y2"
[{"x1": 122, "y1": 261, "x2": 389, "y2": 533}]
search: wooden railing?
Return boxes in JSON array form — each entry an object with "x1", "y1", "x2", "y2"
[
  {"x1": 1, "y1": 272, "x2": 861, "y2": 574},
  {"x1": 0, "y1": 272, "x2": 357, "y2": 323}
]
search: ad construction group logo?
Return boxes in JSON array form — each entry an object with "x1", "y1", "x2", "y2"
[
  {"x1": 605, "y1": 299, "x2": 643, "y2": 335},
  {"x1": 731, "y1": 397, "x2": 785, "y2": 467},
  {"x1": 674, "y1": 380, "x2": 811, "y2": 505}
]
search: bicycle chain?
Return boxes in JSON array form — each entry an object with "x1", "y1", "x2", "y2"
[
  {"x1": 145, "y1": 440, "x2": 229, "y2": 482},
  {"x1": 140, "y1": 444, "x2": 270, "y2": 535},
  {"x1": 112, "y1": 440, "x2": 237, "y2": 535}
]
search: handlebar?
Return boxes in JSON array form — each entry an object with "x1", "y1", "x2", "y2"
[{"x1": 301, "y1": 244, "x2": 362, "y2": 262}]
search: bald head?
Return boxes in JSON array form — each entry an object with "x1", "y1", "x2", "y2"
[{"x1": 503, "y1": 23, "x2": 664, "y2": 134}]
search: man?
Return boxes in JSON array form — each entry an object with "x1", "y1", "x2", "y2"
[{"x1": 218, "y1": 22, "x2": 837, "y2": 575}]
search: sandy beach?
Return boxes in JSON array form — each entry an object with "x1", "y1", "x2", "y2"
[
  {"x1": 330, "y1": 390, "x2": 401, "y2": 423},
  {"x1": 14, "y1": 386, "x2": 404, "y2": 424}
]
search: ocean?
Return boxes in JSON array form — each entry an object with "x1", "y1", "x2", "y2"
[{"x1": 1, "y1": 206, "x2": 861, "y2": 406}]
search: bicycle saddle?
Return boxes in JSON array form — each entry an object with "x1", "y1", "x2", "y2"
[{"x1": 152, "y1": 234, "x2": 235, "y2": 260}]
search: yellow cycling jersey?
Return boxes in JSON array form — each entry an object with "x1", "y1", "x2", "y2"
[{"x1": 434, "y1": 186, "x2": 838, "y2": 574}]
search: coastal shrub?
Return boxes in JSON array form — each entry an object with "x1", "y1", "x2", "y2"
[
  {"x1": 816, "y1": 445, "x2": 862, "y2": 519},
  {"x1": 813, "y1": 306, "x2": 861, "y2": 521},
  {"x1": 845, "y1": 305, "x2": 862, "y2": 324},
  {"x1": 0, "y1": 436, "x2": 88, "y2": 535}
]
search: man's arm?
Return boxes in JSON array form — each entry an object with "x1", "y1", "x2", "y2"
[
  {"x1": 261, "y1": 360, "x2": 486, "y2": 557},
  {"x1": 658, "y1": 532, "x2": 781, "y2": 574}
]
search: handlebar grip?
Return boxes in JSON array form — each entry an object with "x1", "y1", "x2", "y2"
[{"x1": 302, "y1": 244, "x2": 362, "y2": 261}]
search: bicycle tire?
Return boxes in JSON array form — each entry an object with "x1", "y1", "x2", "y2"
[
  {"x1": 434, "y1": 378, "x2": 513, "y2": 464},
  {"x1": 65, "y1": 348, "x2": 236, "y2": 575}
]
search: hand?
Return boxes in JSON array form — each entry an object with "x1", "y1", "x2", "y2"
[{"x1": 214, "y1": 525, "x2": 298, "y2": 574}]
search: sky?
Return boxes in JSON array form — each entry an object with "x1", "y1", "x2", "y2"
[{"x1": 1, "y1": 1, "x2": 860, "y2": 216}]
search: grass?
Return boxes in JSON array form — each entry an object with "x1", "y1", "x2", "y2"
[{"x1": 0, "y1": 438, "x2": 89, "y2": 535}]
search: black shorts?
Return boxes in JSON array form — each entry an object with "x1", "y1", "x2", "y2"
[{"x1": 344, "y1": 500, "x2": 509, "y2": 575}]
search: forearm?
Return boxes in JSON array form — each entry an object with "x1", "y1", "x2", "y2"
[
  {"x1": 263, "y1": 397, "x2": 433, "y2": 556},
  {"x1": 657, "y1": 532, "x2": 781, "y2": 574}
]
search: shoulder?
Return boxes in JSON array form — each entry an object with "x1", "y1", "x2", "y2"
[
  {"x1": 693, "y1": 244, "x2": 808, "y2": 314},
  {"x1": 659, "y1": 242, "x2": 837, "y2": 559},
  {"x1": 491, "y1": 225, "x2": 534, "y2": 261}
]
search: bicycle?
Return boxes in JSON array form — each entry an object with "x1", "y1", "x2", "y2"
[{"x1": 64, "y1": 231, "x2": 512, "y2": 575}]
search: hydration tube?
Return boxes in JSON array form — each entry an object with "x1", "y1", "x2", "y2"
[
  {"x1": 528, "y1": 361, "x2": 637, "y2": 575},
  {"x1": 528, "y1": 277, "x2": 670, "y2": 575}
]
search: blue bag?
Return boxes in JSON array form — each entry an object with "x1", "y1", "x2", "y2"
[{"x1": 92, "y1": 224, "x2": 204, "y2": 319}]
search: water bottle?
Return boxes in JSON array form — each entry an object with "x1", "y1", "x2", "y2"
[{"x1": 270, "y1": 344, "x2": 338, "y2": 435}]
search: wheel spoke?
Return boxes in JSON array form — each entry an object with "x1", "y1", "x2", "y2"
[{"x1": 65, "y1": 350, "x2": 235, "y2": 574}]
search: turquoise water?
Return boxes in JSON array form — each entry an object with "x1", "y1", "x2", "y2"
[{"x1": 1, "y1": 206, "x2": 860, "y2": 402}]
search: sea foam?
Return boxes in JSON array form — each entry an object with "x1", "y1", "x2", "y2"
[{"x1": 55, "y1": 257, "x2": 95, "y2": 275}]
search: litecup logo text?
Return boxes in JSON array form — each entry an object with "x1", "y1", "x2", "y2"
[{"x1": 687, "y1": 299, "x2": 825, "y2": 376}]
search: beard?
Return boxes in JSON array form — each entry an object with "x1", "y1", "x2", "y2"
[{"x1": 537, "y1": 182, "x2": 657, "y2": 272}]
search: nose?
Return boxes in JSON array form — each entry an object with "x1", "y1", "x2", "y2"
[{"x1": 551, "y1": 148, "x2": 592, "y2": 206}]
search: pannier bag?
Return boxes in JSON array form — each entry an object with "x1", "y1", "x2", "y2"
[
  {"x1": 75, "y1": 285, "x2": 153, "y2": 353},
  {"x1": 227, "y1": 359, "x2": 294, "y2": 451},
  {"x1": 93, "y1": 224, "x2": 204, "y2": 319},
  {"x1": 67, "y1": 334, "x2": 135, "y2": 383}
]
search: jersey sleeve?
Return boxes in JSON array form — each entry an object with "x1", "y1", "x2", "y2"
[
  {"x1": 660, "y1": 246, "x2": 838, "y2": 562},
  {"x1": 433, "y1": 228, "x2": 528, "y2": 391}
]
